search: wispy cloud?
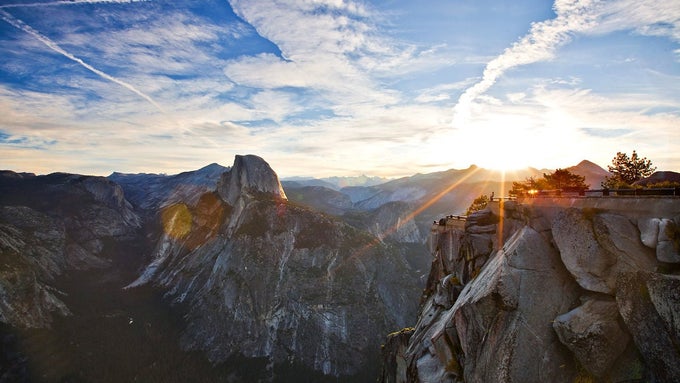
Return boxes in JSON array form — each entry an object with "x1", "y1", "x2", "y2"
[
  {"x1": 0, "y1": 0, "x2": 148, "y2": 9},
  {"x1": 0, "y1": 9, "x2": 164, "y2": 112},
  {"x1": 224, "y1": 1, "x2": 411, "y2": 108},
  {"x1": 453, "y1": 0, "x2": 680, "y2": 125},
  {"x1": 592, "y1": 1, "x2": 680, "y2": 42},
  {"x1": 453, "y1": 0, "x2": 597, "y2": 125}
]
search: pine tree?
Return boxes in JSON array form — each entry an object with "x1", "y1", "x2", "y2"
[
  {"x1": 509, "y1": 168, "x2": 588, "y2": 195},
  {"x1": 465, "y1": 194, "x2": 490, "y2": 215},
  {"x1": 602, "y1": 150, "x2": 656, "y2": 188}
]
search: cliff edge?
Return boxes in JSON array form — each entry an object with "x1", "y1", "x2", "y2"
[{"x1": 381, "y1": 197, "x2": 680, "y2": 383}]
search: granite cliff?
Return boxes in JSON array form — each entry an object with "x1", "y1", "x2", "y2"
[
  {"x1": 381, "y1": 196, "x2": 680, "y2": 382},
  {"x1": 0, "y1": 171, "x2": 141, "y2": 329},
  {"x1": 125, "y1": 155, "x2": 422, "y2": 379},
  {"x1": 0, "y1": 156, "x2": 424, "y2": 381}
]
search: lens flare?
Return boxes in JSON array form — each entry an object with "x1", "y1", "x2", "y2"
[{"x1": 161, "y1": 203, "x2": 192, "y2": 239}]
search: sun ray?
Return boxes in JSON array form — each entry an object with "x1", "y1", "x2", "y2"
[{"x1": 329, "y1": 166, "x2": 485, "y2": 275}]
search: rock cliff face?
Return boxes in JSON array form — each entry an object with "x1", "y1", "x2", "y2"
[
  {"x1": 0, "y1": 171, "x2": 141, "y2": 328},
  {"x1": 381, "y1": 197, "x2": 680, "y2": 383},
  {"x1": 128, "y1": 155, "x2": 421, "y2": 378},
  {"x1": 109, "y1": 162, "x2": 229, "y2": 211}
]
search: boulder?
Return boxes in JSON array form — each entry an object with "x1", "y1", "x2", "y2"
[
  {"x1": 552, "y1": 208, "x2": 616, "y2": 293},
  {"x1": 616, "y1": 272, "x2": 680, "y2": 382},
  {"x1": 553, "y1": 298, "x2": 630, "y2": 377},
  {"x1": 451, "y1": 226, "x2": 580, "y2": 383},
  {"x1": 552, "y1": 209, "x2": 655, "y2": 294},
  {"x1": 638, "y1": 218, "x2": 660, "y2": 248},
  {"x1": 657, "y1": 218, "x2": 680, "y2": 263},
  {"x1": 646, "y1": 273, "x2": 680, "y2": 341}
]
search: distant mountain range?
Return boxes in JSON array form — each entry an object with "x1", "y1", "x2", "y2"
[
  {"x1": 282, "y1": 175, "x2": 390, "y2": 190},
  {"x1": 282, "y1": 160, "x2": 613, "y2": 241}
]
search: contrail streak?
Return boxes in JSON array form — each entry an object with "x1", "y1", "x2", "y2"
[
  {"x1": 452, "y1": 0, "x2": 598, "y2": 125},
  {"x1": 0, "y1": 8, "x2": 164, "y2": 113},
  {"x1": 0, "y1": 0, "x2": 148, "y2": 9}
]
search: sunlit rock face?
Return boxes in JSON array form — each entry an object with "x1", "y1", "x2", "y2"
[
  {"x1": 0, "y1": 172, "x2": 141, "y2": 328},
  {"x1": 217, "y1": 154, "x2": 287, "y2": 205},
  {"x1": 381, "y1": 198, "x2": 680, "y2": 383},
  {"x1": 129, "y1": 155, "x2": 422, "y2": 378}
]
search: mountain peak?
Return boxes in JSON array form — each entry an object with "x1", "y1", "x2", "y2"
[
  {"x1": 218, "y1": 154, "x2": 287, "y2": 205},
  {"x1": 574, "y1": 159, "x2": 605, "y2": 171}
]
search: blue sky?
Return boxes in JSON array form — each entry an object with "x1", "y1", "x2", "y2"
[{"x1": 0, "y1": 0, "x2": 678, "y2": 177}]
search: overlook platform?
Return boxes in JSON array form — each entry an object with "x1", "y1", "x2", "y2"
[{"x1": 490, "y1": 195, "x2": 680, "y2": 220}]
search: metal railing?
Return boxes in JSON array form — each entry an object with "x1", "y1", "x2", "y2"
[{"x1": 514, "y1": 187, "x2": 680, "y2": 198}]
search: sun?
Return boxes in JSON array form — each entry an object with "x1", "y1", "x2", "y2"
[
  {"x1": 474, "y1": 148, "x2": 533, "y2": 172},
  {"x1": 444, "y1": 122, "x2": 539, "y2": 172}
]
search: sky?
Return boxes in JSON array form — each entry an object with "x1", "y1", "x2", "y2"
[{"x1": 0, "y1": 0, "x2": 678, "y2": 178}]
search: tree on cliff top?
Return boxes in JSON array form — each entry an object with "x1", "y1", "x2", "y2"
[
  {"x1": 466, "y1": 194, "x2": 490, "y2": 216},
  {"x1": 543, "y1": 168, "x2": 589, "y2": 190},
  {"x1": 602, "y1": 150, "x2": 656, "y2": 188},
  {"x1": 510, "y1": 168, "x2": 588, "y2": 196}
]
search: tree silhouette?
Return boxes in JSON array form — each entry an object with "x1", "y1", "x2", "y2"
[
  {"x1": 510, "y1": 168, "x2": 588, "y2": 196},
  {"x1": 543, "y1": 168, "x2": 588, "y2": 190},
  {"x1": 602, "y1": 150, "x2": 656, "y2": 188},
  {"x1": 466, "y1": 194, "x2": 490, "y2": 216}
]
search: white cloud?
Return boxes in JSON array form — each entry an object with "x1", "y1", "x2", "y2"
[
  {"x1": 453, "y1": 0, "x2": 680, "y2": 126},
  {"x1": 592, "y1": 1, "x2": 680, "y2": 42},
  {"x1": 453, "y1": 0, "x2": 598, "y2": 125},
  {"x1": 444, "y1": 82, "x2": 680, "y2": 171},
  {"x1": 223, "y1": 0, "x2": 420, "y2": 111},
  {"x1": 506, "y1": 92, "x2": 526, "y2": 103}
]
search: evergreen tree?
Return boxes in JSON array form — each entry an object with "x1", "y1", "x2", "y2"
[
  {"x1": 510, "y1": 168, "x2": 588, "y2": 196},
  {"x1": 466, "y1": 194, "x2": 490, "y2": 215},
  {"x1": 602, "y1": 150, "x2": 656, "y2": 188},
  {"x1": 543, "y1": 168, "x2": 588, "y2": 190}
]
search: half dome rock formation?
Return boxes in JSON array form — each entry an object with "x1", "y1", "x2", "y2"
[
  {"x1": 127, "y1": 155, "x2": 421, "y2": 379},
  {"x1": 218, "y1": 154, "x2": 287, "y2": 205},
  {"x1": 381, "y1": 197, "x2": 680, "y2": 383}
]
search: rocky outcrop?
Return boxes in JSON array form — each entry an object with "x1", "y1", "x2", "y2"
[
  {"x1": 0, "y1": 206, "x2": 71, "y2": 328},
  {"x1": 382, "y1": 197, "x2": 680, "y2": 383},
  {"x1": 109, "y1": 162, "x2": 229, "y2": 211},
  {"x1": 552, "y1": 209, "x2": 656, "y2": 294},
  {"x1": 553, "y1": 298, "x2": 630, "y2": 377},
  {"x1": 0, "y1": 172, "x2": 141, "y2": 328},
  {"x1": 217, "y1": 154, "x2": 287, "y2": 205},
  {"x1": 128, "y1": 155, "x2": 422, "y2": 378},
  {"x1": 616, "y1": 272, "x2": 680, "y2": 382},
  {"x1": 638, "y1": 217, "x2": 680, "y2": 263},
  {"x1": 380, "y1": 328, "x2": 414, "y2": 383},
  {"x1": 451, "y1": 226, "x2": 579, "y2": 383}
]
